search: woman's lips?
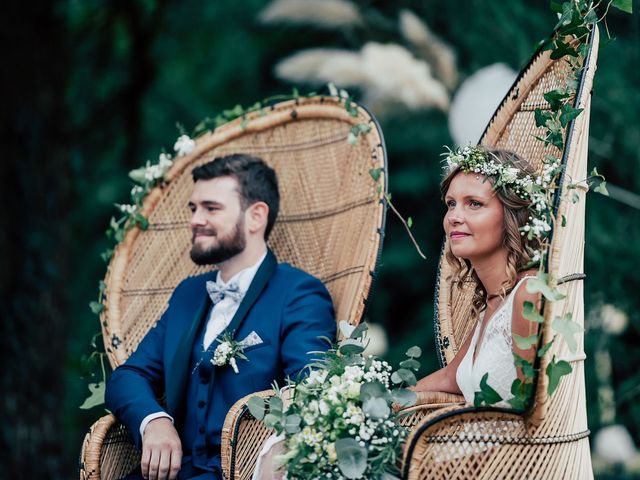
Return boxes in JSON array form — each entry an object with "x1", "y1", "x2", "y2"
[{"x1": 450, "y1": 232, "x2": 471, "y2": 240}]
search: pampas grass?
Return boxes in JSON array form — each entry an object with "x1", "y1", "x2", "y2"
[
  {"x1": 274, "y1": 42, "x2": 449, "y2": 116},
  {"x1": 259, "y1": 0, "x2": 362, "y2": 28},
  {"x1": 399, "y1": 9, "x2": 458, "y2": 90}
]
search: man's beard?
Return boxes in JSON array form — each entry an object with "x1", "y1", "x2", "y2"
[{"x1": 190, "y1": 217, "x2": 246, "y2": 266}]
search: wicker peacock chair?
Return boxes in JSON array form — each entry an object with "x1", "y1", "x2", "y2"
[
  {"x1": 401, "y1": 27, "x2": 599, "y2": 479},
  {"x1": 79, "y1": 96, "x2": 388, "y2": 480}
]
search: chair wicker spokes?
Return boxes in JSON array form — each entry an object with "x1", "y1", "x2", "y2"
[{"x1": 79, "y1": 97, "x2": 387, "y2": 480}]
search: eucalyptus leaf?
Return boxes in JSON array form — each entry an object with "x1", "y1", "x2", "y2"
[
  {"x1": 363, "y1": 397, "x2": 390, "y2": 419},
  {"x1": 546, "y1": 358, "x2": 572, "y2": 396},
  {"x1": 284, "y1": 414, "x2": 301, "y2": 433},
  {"x1": 350, "y1": 322, "x2": 369, "y2": 340},
  {"x1": 513, "y1": 333, "x2": 539, "y2": 350},
  {"x1": 399, "y1": 359, "x2": 420, "y2": 371},
  {"x1": 264, "y1": 413, "x2": 282, "y2": 429},
  {"x1": 335, "y1": 438, "x2": 368, "y2": 479},
  {"x1": 552, "y1": 313, "x2": 583, "y2": 353},
  {"x1": 339, "y1": 339, "x2": 365, "y2": 355},
  {"x1": 391, "y1": 388, "x2": 417, "y2": 408},
  {"x1": 405, "y1": 346, "x2": 422, "y2": 358},
  {"x1": 79, "y1": 382, "x2": 105, "y2": 409},
  {"x1": 360, "y1": 381, "x2": 389, "y2": 402},
  {"x1": 390, "y1": 368, "x2": 417, "y2": 386},
  {"x1": 269, "y1": 396, "x2": 283, "y2": 414},
  {"x1": 247, "y1": 396, "x2": 265, "y2": 420}
]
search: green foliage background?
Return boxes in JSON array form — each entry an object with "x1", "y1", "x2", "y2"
[{"x1": 2, "y1": 1, "x2": 638, "y2": 477}]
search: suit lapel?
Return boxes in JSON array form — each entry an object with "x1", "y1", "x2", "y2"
[
  {"x1": 166, "y1": 272, "x2": 216, "y2": 418},
  {"x1": 223, "y1": 249, "x2": 278, "y2": 339},
  {"x1": 165, "y1": 250, "x2": 277, "y2": 417}
]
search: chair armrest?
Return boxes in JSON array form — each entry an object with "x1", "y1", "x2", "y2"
[
  {"x1": 79, "y1": 413, "x2": 140, "y2": 480},
  {"x1": 395, "y1": 391, "x2": 466, "y2": 429},
  {"x1": 401, "y1": 404, "x2": 527, "y2": 479},
  {"x1": 221, "y1": 389, "x2": 276, "y2": 480}
]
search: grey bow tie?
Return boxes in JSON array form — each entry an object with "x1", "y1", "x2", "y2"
[{"x1": 206, "y1": 280, "x2": 244, "y2": 304}]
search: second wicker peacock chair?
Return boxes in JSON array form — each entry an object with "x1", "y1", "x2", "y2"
[
  {"x1": 79, "y1": 96, "x2": 388, "y2": 480},
  {"x1": 401, "y1": 27, "x2": 599, "y2": 480}
]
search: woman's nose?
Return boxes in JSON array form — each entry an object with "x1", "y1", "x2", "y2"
[{"x1": 448, "y1": 208, "x2": 463, "y2": 225}]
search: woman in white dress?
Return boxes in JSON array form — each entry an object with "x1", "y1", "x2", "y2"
[
  {"x1": 413, "y1": 146, "x2": 542, "y2": 405},
  {"x1": 254, "y1": 146, "x2": 544, "y2": 478}
]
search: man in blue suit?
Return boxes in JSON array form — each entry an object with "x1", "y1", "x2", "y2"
[{"x1": 106, "y1": 154, "x2": 336, "y2": 480}]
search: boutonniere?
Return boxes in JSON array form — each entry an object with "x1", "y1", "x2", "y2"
[{"x1": 212, "y1": 332, "x2": 248, "y2": 374}]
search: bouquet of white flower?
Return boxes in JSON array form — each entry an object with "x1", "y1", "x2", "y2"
[{"x1": 248, "y1": 322, "x2": 421, "y2": 479}]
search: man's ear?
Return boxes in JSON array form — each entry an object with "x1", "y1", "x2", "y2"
[{"x1": 246, "y1": 202, "x2": 269, "y2": 235}]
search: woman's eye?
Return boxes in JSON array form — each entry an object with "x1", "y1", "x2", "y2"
[
  {"x1": 469, "y1": 200, "x2": 483, "y2": 208},
  {"x1": 446, "y1": 200, "x2": 456, "y2": 208}
]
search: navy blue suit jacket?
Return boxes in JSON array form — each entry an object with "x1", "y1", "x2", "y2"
[{"x1": 105, "y1": 251, "x2": 335, "y2": 458}]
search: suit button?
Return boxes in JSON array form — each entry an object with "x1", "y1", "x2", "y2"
[
  {"x1": 198, "y1": 400, "x2": 206, "y2": 408},
  {"x1": 199, "y1": 426, "x2": 206, "y2": 434}
]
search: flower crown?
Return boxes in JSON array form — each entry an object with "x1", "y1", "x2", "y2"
[{"x1": 441, "y1": 145, "x2": 562, "y2": 265}]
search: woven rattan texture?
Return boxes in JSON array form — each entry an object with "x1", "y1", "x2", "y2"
[{"x1": 80, "y1": 415, "x2": 140, "y2": 480}]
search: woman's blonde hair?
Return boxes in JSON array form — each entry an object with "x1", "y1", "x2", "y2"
[{"x1": 440, "y1": 147, "x2": 540, "y2": 316}]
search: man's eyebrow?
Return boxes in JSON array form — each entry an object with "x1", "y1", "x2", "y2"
[{"x1": 188, "y1": 200, "x2": 224, "y2": 207}]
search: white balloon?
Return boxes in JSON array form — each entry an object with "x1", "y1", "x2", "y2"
[
  {"x1": 448, "y1": 63, "x2": 517, "y2": 147},
  {"x1": 594, "y1": 424, "x2": 637, "y2": 464}
]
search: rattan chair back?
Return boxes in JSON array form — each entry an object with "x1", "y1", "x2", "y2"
[
  {"x1": 403, "y1": 28, "x2": 599, "y2": 480},
  {"x1": 101, "y1": 96, "x2": 387, "y2": 368},
  {"x1": 80, "y1": 97, "x2": 387, "y2": 480}
]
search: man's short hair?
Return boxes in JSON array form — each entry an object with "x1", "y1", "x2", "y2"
[{"x1": 192, "y1": 154, "x2": 280, "y2": 240}]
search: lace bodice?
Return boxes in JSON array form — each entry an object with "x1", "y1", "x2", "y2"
[{"x1": 455, "y1": 276, "x2": 533, "y2": 405}]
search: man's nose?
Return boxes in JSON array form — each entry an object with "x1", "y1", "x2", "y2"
[{"x1": 190, "y1": 208, "x2": 206, "y2": 227}]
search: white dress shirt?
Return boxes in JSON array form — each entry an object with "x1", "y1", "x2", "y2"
[{"x1": 139, "y1": 251, "x2": 267, "y2": 437}]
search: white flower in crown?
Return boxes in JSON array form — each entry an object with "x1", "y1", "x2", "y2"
[
  {"x1": 174, "y1": 134, "x2": 196, "y2": 156},
  {"x1": 158, "y1": 152, "x2": 173, "y2": 168},
  {"x1": 211, "y1": 332, "x2": 248, "y2": 374},
  {"x1": 503, "y1": 166, "x2": 520, "y2": 183}
]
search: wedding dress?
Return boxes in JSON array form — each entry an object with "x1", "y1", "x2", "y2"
[{"x1": 455, "y1": 276, "x2": 534, "y2": 406}]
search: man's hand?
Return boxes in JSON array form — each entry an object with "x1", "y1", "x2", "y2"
[{"x1": 141, "y1": 417, "x2": 182, "y2": 480}]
